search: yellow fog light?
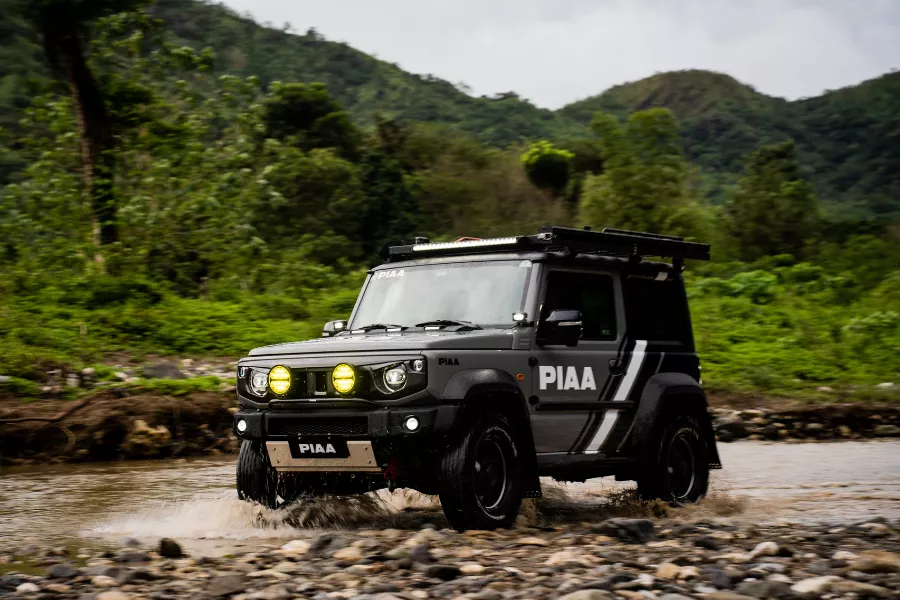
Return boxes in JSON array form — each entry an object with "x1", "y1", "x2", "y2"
[
  {"x1": 268, "y1": 365, "x2": 292, "y2": 395},
  {"x1": 332, "y1": 363, "x2": 356, "y2": 394}
]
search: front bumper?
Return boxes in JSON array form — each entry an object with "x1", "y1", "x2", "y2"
[{"x1": 233, "y1": 404, "x2": 459, "y2": 442}]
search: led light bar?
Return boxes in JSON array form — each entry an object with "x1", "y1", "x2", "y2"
[{"x1": 411, "y1": 237, "x2": 520, "y2": 252}]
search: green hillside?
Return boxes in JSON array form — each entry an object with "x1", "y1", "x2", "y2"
[{"x1": 560, "y1": 70, "x2": 900, "y2": 217}]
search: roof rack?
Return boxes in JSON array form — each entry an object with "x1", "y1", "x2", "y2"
[{"x1": 385, "y1": 225, "x2": 710, "y2": 264}]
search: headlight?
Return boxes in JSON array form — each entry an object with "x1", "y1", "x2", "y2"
[
  {"x1": 268, "y1": 365, "x2": 292, "y2": 395},
  {"x1": 247, "y1": 368, "x2": 269, "y2": 397},
  {"x1": 332, "y1": 363, "x2": 356, "y2": 394},
  {"x1": 383, "y1": 365, "x2": 407, "y2": 392}
]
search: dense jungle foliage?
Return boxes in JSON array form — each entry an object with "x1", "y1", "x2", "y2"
[{"x1": 0, "y1": 1, "x2": 898, "y2": 401}]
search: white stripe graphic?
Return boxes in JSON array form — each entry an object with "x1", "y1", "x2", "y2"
[{"x1": 584, "y1": 340, "x2": 647, "y2": 454}]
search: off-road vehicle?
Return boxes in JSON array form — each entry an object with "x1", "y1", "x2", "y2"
[{"x1": 233, "y1": 225, "x2": 721, "y2": 530}]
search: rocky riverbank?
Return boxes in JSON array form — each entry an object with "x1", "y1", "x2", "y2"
[{"x1": 2, "y1": 517, "x2": 898, "y2": 599}]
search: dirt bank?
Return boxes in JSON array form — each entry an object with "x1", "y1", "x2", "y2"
[{"x1": 0, "y1": 390, "x2": 897, "y2": 466}]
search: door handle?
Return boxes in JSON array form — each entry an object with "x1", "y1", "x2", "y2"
[{"x1": 609, "y1": 358, "x2": 624, "y2": 376}]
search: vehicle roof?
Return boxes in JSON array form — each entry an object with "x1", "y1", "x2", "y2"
[{"x1": 371, "y1": 251, "x2": 679, "y2": 277}]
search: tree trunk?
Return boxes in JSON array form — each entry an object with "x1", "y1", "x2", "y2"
[{"x1": 41, "y1": 23, "x2": 117, "y2": 253}]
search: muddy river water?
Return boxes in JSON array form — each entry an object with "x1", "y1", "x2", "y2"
[{"x1": 1, "y1": 441, "x2": 898, "y2": 554}]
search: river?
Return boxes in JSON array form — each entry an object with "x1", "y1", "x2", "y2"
[{"x1": 1, "y1": 441, "x2": 898, "y2": 554}]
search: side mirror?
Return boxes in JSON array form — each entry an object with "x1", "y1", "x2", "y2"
[
  {"x1": 538, "y1": 309, "x2": 582, "y2": 347},
  {"x1": 322, "y1": 320, "x2": 347, "y2": 337}
]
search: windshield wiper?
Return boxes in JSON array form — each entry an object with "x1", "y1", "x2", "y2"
[
  {"x1": 415, "y1": 319, "x2": 483, "y2": 330},
  {"x1": 354, "y1": 323, "x2": 406, "y2": 332}
]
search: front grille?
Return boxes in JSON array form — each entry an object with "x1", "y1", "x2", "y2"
[{"x1": 267, "y1": 417, "x2": 368, "y2": 437}]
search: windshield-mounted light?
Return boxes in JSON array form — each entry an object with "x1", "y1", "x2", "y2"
[{"x1": 412, "y1": 237, "x2": 519, "y2": 252}]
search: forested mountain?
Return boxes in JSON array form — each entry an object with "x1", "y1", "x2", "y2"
[
  {"x1": 560, "y1": 70, "x2": 900, "y2": 217},
  {"x1": 1, "y1": 0, "x2": 898, "y2": 217}
]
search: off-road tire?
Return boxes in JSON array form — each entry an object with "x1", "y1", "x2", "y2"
[
  {"x1": 636, "y1": 413, "x2": 709, "y2": 505},
  {"x1": 438, "y1": 412, "x2": 523, "y2": 531},
  {"x1": 237, "y1": 440, "x2": 280, "y2": 509}
]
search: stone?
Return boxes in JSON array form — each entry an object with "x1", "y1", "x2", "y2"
[
  {"x1": 829, "y1": 579, "x2": 892, "y2": 598},
  {"x1": 735, "y1": 579, "x2": 791, "y2": 598},
  {"x1": 790, "y1": 575, "x2": 842, "y2": 595},
  {"x1": 705, "y1": 594, "x2": 758, "y2": 600},
  {"x1": 207, "y1": 574, "x2": 248, "y2": 597},
  {"x1": 874, "y1": 424, "x2": 900, "y2": 437},
  {"x1": 659, "y1": 595, "x2": 694, "y2": 600},
  {"x1": 332, "y1": 546, "x2": 363, "y2": 562},
  {"x1": 142, "y1": 361, "x2": 187, "y2": 380},
  {"x1": 516, "y1": 536, "x2": 550, "y2": 546},
  {"x1": 96, "y1": 592, "x2": 131, "y2": 600},
  {"x1": 557, "y1": 591, "x2": 613, "y2": 600},
  {"x1": 278, "y1": 539, "x2": 311, "y2": 555},
  {"x1": 715, "y1": 414, "x2": 748, "y2": 439},
  {"x1": 92, "y1": 575, "x2": 118, "y2": 587},
  {"x1": 833, "y1": 550, "x2": 859, "y2": 560},
  {"x1": 245, "y1": 584, "x2": 292, "y2": 600},
  {"x1": 692, "y1": 535, "x2": 722, "y2": 550},
  {"x1": 459, "y1": 563, "x2": 486, "y2": 574},
  {"x1": 46, "y1": 564, "x2": 80, "y2": 579},
  {"x1": 15, "y1": 582, "x2": 39, "y2": 594},
  {"x1": 592, "y1": 518, "x2": 656, "y2": 543},
  {"x1": 545, "y1": 550, "x2": 592, "y2": 567},
  {"x1": 409, "y1": 544, "x2": 433, "y2": 564},
  {"x1": 121, "y1": 421, "x2": 171, "y2": 458},
  {"x1": 655, "y1": 563, "x2": 681, "y2": 579},
  {"x1": 748, "y1": 541, "x2": 779, "y2": 558},
  {"x1": 116, "y1": 551, "x2": 151, "y2": 563},
  {"x1": 851, "y1": 550, "x2": 900, "y2": 573},
  {"x1": 158, "y1": 538, "x2": 184, "y2": 558},
  {"x1": 424, "y1": 564, "x2": 461, "y2": 581}
]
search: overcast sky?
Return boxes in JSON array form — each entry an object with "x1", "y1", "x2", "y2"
[{"x1": 222, "y1": 0, "x2": 900, "y2": 109}]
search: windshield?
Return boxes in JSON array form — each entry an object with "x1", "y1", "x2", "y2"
[{"x1": 351, "y1": 260, "x2": 531, "y2": 329}]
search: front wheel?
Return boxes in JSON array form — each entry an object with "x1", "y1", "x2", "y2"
[
  {"x1": 637, "y1": 414, "x2": 710, "y2": 505},
  {"x1": 236, "y1": 440, "x2": 280, "y2": 508},
  {"x1": 438, "y1": 413, "x2": 523, "y2": 531}
]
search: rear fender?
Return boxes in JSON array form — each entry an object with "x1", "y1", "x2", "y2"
[{"x1": 630, "y1": 372, "x2": 722, "y2": 469}]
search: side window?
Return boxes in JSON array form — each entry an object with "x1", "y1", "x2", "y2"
[
  {"x1": 625, "y1": 278, "x2": 692, "y2": 345},
  {"x1": 541, "y1": 271, "x2": 617, "y2": 340}
]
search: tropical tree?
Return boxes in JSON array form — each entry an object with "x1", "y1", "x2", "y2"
[{"x1": 521, "y1": 140, "x2": 573, "y2": 197}]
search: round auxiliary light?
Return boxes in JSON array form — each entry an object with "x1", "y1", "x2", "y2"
[
  {"x1": 332, "y1": 363, "x2": 356, "y2": 394},
  {"x1": 404, "y1": 416, "x2": 420, "y2": 432},
  {"x1": 268, "y1": 365, "x2": 292, "y2": 395},
  {"x1": 383, "y1": 365, "x2": 407, "y2": 391},
  {"x1": 236, "y1": 419, "x2": 247, "y2": 433},
  {"x1": 410, "y1": 359, "x2": 425, "y2": 373}
]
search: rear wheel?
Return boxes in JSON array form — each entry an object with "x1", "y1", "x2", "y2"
[
  {"x1": 236, "y1": 441, "x2": 280, "y2": 508},
  {"x1": 438, "y1": 413, "x2": 523, "y2": 531},
  {"x1": 637, "y1": 413, "x2": 709, "y2": 505}
]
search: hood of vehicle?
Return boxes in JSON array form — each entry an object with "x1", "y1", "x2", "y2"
[{"x1": 247, "y1": 328, "x2": 516, "y2": 357}]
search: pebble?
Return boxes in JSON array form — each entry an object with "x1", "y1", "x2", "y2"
[
  {"x1": 790, "y1": 575, "x2": 842, "y2": 594},
  {"x1": 158, "y1": 538, "x2": 184, "y2": 558},
  {"x1": 748, "y1": 541, "x2": 779, "y2": 558},
  {"x1": 15, "y1": 582, "x2": 40, "y2": 593}
]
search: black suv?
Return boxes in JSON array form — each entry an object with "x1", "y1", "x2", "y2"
[{"x1": 233, "y1": 226, "x2": 721, "y2": 530}]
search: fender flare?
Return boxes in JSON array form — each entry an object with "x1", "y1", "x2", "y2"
[
  {"x1": 440, "y1": 368, "x2": 542, "y2": 496},
  {"x1": 630, "y1": 372, "x2": 722, "y2": 468}
]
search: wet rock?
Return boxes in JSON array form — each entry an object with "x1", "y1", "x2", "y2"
[
  {"x1": 424, "y1": 564, "x2": 461, "y2": 581},
  {"x1": 592, "y1": 518, "x2": 656, "y2": 543},
  {"x1": 46, "y1": 564, "x2": 80, "y2": 579},
  {"x1": 207, "y1": 574, "x2": 248, "y2": 597},
  {"x1": 142, "y1": 361, "x2": 187, "y2": 380},
  {"x1": 158, "y1": 538, "x2": 184, "y2": 558},
  {"x1": 15, "y1": 582, "x2": 40, "y2": 594}
]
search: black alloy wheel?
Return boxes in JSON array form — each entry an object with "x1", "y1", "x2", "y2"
[
  {"x1": 439, "y1": 412, "x2": 523, "y2": 531},
  {"x1": 637, "y1": 413, "x2": 709, "y2": 505}
]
